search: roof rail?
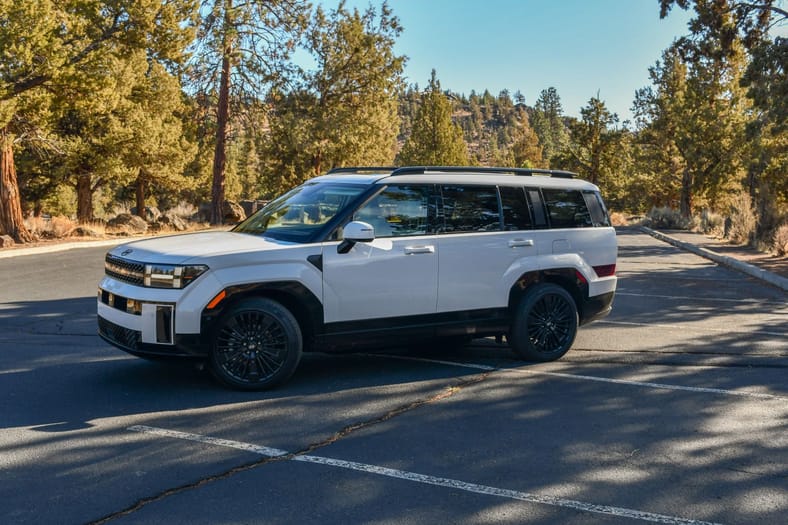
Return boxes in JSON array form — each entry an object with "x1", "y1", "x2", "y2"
[
  {"x1": 389, "y1": 166, "x2": 576, "y2": 179},
  {"x1": 326, "y1": 166, "x2": 397, "y2": 174}
]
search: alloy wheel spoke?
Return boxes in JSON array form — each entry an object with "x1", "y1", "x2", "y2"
[{"x1": 217, "y1": 311, "x2": 288, "y2": 383}]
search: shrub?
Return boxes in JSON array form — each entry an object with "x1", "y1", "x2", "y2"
[
  {"x1": 698, "y1": 209, "x2": 724, "y2": 237},
  {"x1": 608, "y1": 211, "x2": 629, "y2": 227},
  {"x1": 726, "y1": 192, "x2": 758, "y2": 246},
  {"x1": 108, "y1": 201, "x2": 133, "y2": 218},
  {"x1": 773, "y1": 224, "x2": 788, "y2": 256},
  {"x1": 24, "y1": 216, "x2": 48, "y2": 238},
  {"x1": 646, "y1": 206, "x2": 691, "y2": 230},
  {"x1": 50, "y1": 216, "x2": 77, "y2": 238},
  {"x1": 167, "y1": 201, "x2": 198, "y2": 219},
  {"x1": 24, "y1": 215, "x2": 78, "y2": 239}
]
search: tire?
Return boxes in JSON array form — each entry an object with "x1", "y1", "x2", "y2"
[
  {"x1": 209, "y1": 298, "x2": 302, "y2": 390},
  {"x1": 509, "y1": 283, "x2": 578, "y2": 362}
]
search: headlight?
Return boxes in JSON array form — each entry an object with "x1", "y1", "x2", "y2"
[{"x1": 143, "y1": 264, "x2": 208, "y2": 289}]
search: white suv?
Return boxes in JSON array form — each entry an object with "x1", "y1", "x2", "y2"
[{"x1": 98, "y1": 166, "x2": 617, "y2": 389}]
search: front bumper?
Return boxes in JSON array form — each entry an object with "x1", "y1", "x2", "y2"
[
  {"x1": 98, "y1": 315, "x2": 208, "y2": 359},
  {"x1": 97, "y1": 286, "x2": 209, "y2": 359}
]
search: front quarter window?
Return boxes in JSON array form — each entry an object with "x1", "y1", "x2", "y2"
[{"x1": 233, "y1": 182, "x2": 367, "y2": 242}]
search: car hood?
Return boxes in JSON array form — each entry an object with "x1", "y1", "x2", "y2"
[{"x1": 107, "y1": 231, "x2": 297, "y2": 265}]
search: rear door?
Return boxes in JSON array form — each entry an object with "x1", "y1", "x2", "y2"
[{"x1": 436, "y1": 184, "x2": 538, "y2": 312}]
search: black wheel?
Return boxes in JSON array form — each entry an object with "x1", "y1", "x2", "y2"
[
  {"x1": 209, "y1": 298, "x2": 302, "y2": 390},
  {"x1": 509, "y1": 283, "x2": 578, "y2": 361}
]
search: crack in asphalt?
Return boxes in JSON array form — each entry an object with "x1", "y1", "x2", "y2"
[{"x1": 88, "y1": 371, "x2": 492, "y2": 524}]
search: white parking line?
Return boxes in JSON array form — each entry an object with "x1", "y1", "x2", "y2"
[
  {"x1": 375, "y1": 355, "x2": 788, "y2": 401},
  {"x1": 598, "y1": 320, "x2": 786, "y2": 338},
  {"x1": 128, "y1": 425, "x2": 721, "y2": 525},
  {"x1": 616, "y1": 291, "x2": 786, "y2": 306}
]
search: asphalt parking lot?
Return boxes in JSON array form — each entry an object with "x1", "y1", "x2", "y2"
[{"x1": 1, "y1": 228, "x2": 786, "y2": 524}]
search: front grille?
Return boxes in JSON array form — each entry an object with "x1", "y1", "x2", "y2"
[
  {"x1": 98, "y1": 316, "x2": 141, "y2": 351},
  {"x1": 105, "y1": 254, "x2": 145, "y2": 285}
]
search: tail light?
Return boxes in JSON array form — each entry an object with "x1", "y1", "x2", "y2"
[{"x1": 593, "y1": 264, "x2": 616, "y2": 277}]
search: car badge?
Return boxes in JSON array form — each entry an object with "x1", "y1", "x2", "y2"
[{"x1": 121, "y1": 249, "x2": 133, "y2": 256}]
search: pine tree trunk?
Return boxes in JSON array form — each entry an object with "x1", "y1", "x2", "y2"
[
  {"x1": 76, "y1": 174, "x2": 94, "y2": 222},
  {"x1": 210, "y1": 1, "x2": 233, "y2": 226},
  {"x1": 0, "y1": 131, "x2": 33, "y2": 243},
  {"x1": 679, "y1": 167, "x2": 693, "y2": 218},
  {"x1": 312, "y1": 151, "x2": 322, "y2": 176},
  {"x1": 135, "y1": 172, "x2": 146, "y2": 219}
]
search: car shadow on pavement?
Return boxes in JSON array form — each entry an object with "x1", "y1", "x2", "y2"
[{"x1": 0, "y1": 296, "x2": 491, "y2": 433}]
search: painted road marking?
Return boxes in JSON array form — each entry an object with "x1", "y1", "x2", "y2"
[
  {"x1": 616, "y1": 291, "x2": 786, "y2": 306},
  {"x1": 128, "y1": 425, "x2": 722, "y2": 525},
  {"x1": 375, "y1": 355, "x2": 788, "y2": 401},
  {"x1": 598, "y1": 320, "x2": 786, "y2": 338}
]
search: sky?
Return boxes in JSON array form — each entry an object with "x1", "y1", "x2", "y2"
[{"x1": 319, "y1": 0, "x2": 696, "y2": 122}]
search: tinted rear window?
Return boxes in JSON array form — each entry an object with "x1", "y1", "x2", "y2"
[
  {"x1": 440, "y1": 185, "x2": 501, "y2": 233},
  {"x1": 500, "y1": 186, "x2": 532, "y2": 230},
  {"x1": 542, "y1": 188, "x2": 593, "y2": 228},
  {"x1": 583, "y1": 191, "x2": 611, "y2": 227}
]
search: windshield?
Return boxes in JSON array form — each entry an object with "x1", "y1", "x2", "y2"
[{"x1": 232, "y1": 182, "x2": 368, "y2": 242}]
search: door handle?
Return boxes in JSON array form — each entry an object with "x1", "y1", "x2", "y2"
[
  {"x1": 508, "y1": 239, "x2": 534, "y2": 247},
  {"x1": 404, "y1": 245, "x2": 435, "y2": 255}
]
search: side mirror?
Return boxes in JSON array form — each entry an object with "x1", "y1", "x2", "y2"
[{"x1": 338, "y1": 221, "x2": 375, "y2": 254}]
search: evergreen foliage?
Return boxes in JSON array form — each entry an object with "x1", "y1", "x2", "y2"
[
  {"x1": 398, "y1": 71, "x2": 469, "y2": 166},
  {"x1": 0, "y1": 0, "x2": 195, "y2": 240},
  {"x1": 189, "y1": 0, "x2": 309, "y2": 224},
  {"x1": 554, "y1": 96, "x2": 623, "y2": 188},
  {"x1": 264, "y1": 1, "x2": 404, "y2": 191},
  {"x1": 531, "y1": 87, "x2": 569, "y2": 167},
  {"x1": 0, "y1": 0, "x2": 785, "y2": 251}
]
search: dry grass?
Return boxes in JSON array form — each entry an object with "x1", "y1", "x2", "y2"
[
  {"x1": 24, "y1": 215, "x2": 108, "y2": 240},
  {"x1": 726, "y1": 192, "x2": 758, "y2": 245},
  {"x1": 167, "y1": 201, "x2": 198, "y2": 219},
  {"x1": 608, "y1": 211, "x2": 629, "y2": 226},
  {"x1": 773, "y1": 224, "x2": 788, "y2": 257},
  {"x1": 698, "y1": 209, "x2": 725, "y2": 237},
  {"x1": 646, "y1": 206, "x2": 692, "y2": 230},
  {"x1": 24, "y1": 215, "x2": 77, "y2": 239}
]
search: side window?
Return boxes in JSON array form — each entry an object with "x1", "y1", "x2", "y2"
[
  {"x1": 353, "y1": 185, "x2": 432, "y2": 237},
  {"x1": 542, "y1": 188, "x2": 593, "y2": 228},
  {"x1": 500, "y1": 186, "x2": 532, "y2": 230},
  {"x1": 583, "y1": 191, "x2": 611, "y2": 227},
  {"x1": 440, "y1": 185, "x2": 501, "y2": 233}
]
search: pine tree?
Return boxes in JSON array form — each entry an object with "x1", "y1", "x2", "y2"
[
  {"x1": 264, "y1": 2, "x2": 405, "y2": 191},
  {"x1": 119, "y1": 58, "x2": 196, "y2": 217},
  {"x1": 635, "y1": 39, "x2": 750, "y2": 216},
  {"x1": 555, "y1": 96, "x2": 623, "y2": 187},
  {"x1": 0, "y1": 0, "x2": 195, "y2": 242},
  {"x1": 659, "y1": 0, "x2": 786, "y2": 225},
  {"x1": 397, "y1": 71, "x2": 469, "y2": 166},
  {"x1": 190, "y1": 0, "x2": 309, "y2": 224},
  {"x1": 531, "y1": 87, "x2": 568, "y2": 167},
  {"x1": 510, "y1": 107, "x2": 543, "y2": 168},
  {"x1": 631, "y1": 48, "x2": 687, "y2": 210}
]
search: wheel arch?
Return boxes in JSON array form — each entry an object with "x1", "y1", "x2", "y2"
[
  {"x1": 202, "y1": 281, "x2": 324, "y2": 350},
  {"x1": 508, "y1": 268, "x2": 587, "y2": 321}
]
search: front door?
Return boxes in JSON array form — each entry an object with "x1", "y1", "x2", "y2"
[{"x1": 322, "y1": 184, "x2": 439, "y2": 323}]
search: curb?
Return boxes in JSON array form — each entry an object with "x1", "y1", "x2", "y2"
[
  {"x1": 0, "y1": 238, "x2": 126, "y2": 259},
  {"x1": 640, "y1": 226, "x2": 788, "y2": 292},
  {"x1": 0, "y1": 227, "x2": 226, "y2": 260}
]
